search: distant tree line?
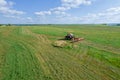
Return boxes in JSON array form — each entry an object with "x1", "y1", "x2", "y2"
[
  {"x1": 106, "y1": 23, "x2": 120, "y2": 26},
  {"x1": 116, "y1": 24, "x2": 120, "y2": 26},
  {"x1": 6, "y1": 24, "x2": 12, "y2": 26},
  {"x1": 0, "y1": 24, "x2": 3, "y2": 26},
  {"x1": 0, "y1": 24, "x2": 14, "y2": 26}
]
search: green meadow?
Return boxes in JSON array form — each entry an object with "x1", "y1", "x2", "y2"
[{"x1": 0, "y1": 25, "x2": 120, "y2": 80}]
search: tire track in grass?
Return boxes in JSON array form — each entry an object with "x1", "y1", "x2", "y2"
[
  {"x1": 25, "y1": 28, "x2": 82, "y2": 80},
  {"x1": 18, "y1": 27, "x2": 54, "y2": 79},
  {"x1": 50, "y1": 50, "x2": 97, "y2": 80},
  {"x1": 36, "y1": 48, "x2": 80, "y2": 80},
  {"x1": 81, "y1": 45, "x2": 119, "y2": 79},
  {"x1": 0, "y1": 27, "x2": 16, "y2": 80},
  {"x1": 35, "y1": 52, "x2": 51, "y2": 76},
  {"x1": 35, "y1": 35, "x2": 85, "y2": 80},
  {"x1": 82, "y1": 40, "x2": 120, "y2": 54},
  {"x1": 28, "y1": 30, "x2": 100, "y2": 80},
  {"x1": 37, "y1": 36, "x2": 119, "y2": 80},
  {"x1": 20, "y1": 42, "x2": 45, "y2": 80},
  {"x1": 2, "y1": 32, "x2": 86, "y2": 80},
  {"x1": 49, "y1": 46, "x2": 101, "y2": 80},
  {"x1": 0, "y1": 43, "x2": 6, "y2": 80},
  {"x1": 64, "y1": 44, "x2": 120, "y2": 80},
  {"x1": 26, "y1": 30, "x2": 52, "y2": 79},
  {"x1": 27, "y1": 26, "x2": 120, "y2": 80},
  {"x1": 39, "y1": 50, "x2": 80, "y2": 80},
  {"x1": 29, "y1": 26, "x2": 120, "y2": 80},
  {"x1": 47, "y1": 47, "x2": 104, "y2": 80},
  {"x1": 0, "y1": 26, "x2": 119, "y2": 80},
  {"x1": 86, "y1": 46, "x2": 120, "y2": 80},
  {"x1": 21, "y1": 27, "x2": 53, "y2": 80},
  {"x1": 1, "y1": 27, "x2": 51, "y2": 80},
  {"x1": 29, "y1": 28, "x2": 102, "y2": 79}
]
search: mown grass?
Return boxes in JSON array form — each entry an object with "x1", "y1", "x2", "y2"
[
  {"x1": 30, "y1": 25, "x2": 120, "y2": 48},
  {"x1": 0, "y1": 25, "x2": 120, "y2": 80}
]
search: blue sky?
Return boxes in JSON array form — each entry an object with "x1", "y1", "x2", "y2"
[{"x1": 0, "y1": 0, "x2": 120, "y2": 24}]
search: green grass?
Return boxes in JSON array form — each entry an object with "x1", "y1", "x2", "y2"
[{"x1": 0, "y1": 25, "x2": 120, "y2": 80}]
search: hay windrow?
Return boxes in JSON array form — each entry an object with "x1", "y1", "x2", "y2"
[{"x1": 52, "y1": 40, "x2": 67, "y2": 47}]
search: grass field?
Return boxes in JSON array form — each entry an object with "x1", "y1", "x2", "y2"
[{"x1": 0, "y1": 25, "x2": 120, "y2": 80}]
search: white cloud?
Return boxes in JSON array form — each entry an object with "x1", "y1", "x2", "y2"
[
  {"x1": 35, "y1": 11, "x2": 51, "y2": 16},
  {"x1": 76, "y1": 6, "x2": 120, "y2": 23},
  {"x1": 4, "y1": 15, "x2": 21, "y2": 19},
  {"x1": 36, "y1": 6, "x2": 120, "y2": 24},
  {"x1": 4, "y1": 15, "x2": 34, "y2": 23},
  {"x1": 0, "y1": 0, "x2": 7, "y2": 6},
  {"x1": 8, "y1": 1, "x2": 15, "y2": 7},
  {"x1": 51, "y1": 6, "x2": 69, "y2": 11},
  {"x1": 0, "y1": 0, "x2": 34, "y2": 24},
  {"x1": 34, "y1": 0, "x2": 95, "y2": 24},
  {"x1": 107, "y1": 7, "x2": 120, "y2": 12},
  {"x1": 27, "y1": 17, "x2": 33, "y2": 22},
  {"x1": 0, "y1": 7, "x2": 25, "y2": 15},
  {"x1": 35, "y1": 0, "x2": 92, "y2": 16},
  {"x1": 54, "y1": 11, "x2": 65, "y2": 15},
  {"x1": 0, "y1": 0, "x2": 25, "y2": 15},
  {"x1": 61, "y1": 0, "x2": 91, "y2": 9}
]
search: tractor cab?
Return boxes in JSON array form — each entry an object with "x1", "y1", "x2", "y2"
[{"x1": 65, "y1": 33, "x2": 74, "y2": 40}]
